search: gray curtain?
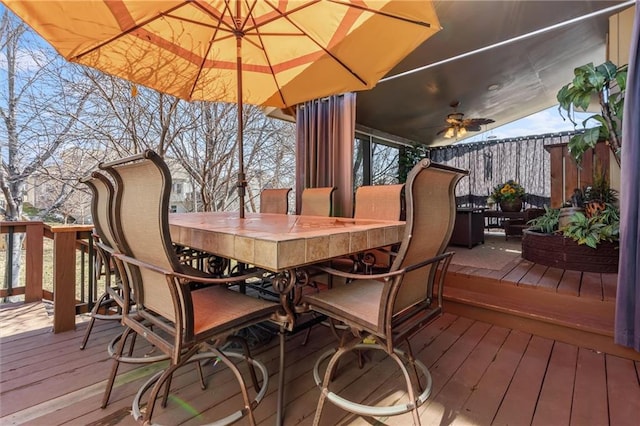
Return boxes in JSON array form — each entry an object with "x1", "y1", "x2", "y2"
[
  {"x1": 615, "y1": 5, "x2": 640, "y2": 352},
  {"x1": 295, "y1": 93, "x2": 356, "y2": 217},
  {"x1": 429, "y1": 133, "x2": 571, "y2": 207}
]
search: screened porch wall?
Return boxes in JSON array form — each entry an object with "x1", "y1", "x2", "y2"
[{"x1": 428, "y1": 131, "x2": 578, "y2": 208}]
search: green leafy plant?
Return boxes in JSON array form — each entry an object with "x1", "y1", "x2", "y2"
[
  {"x1": 557, "y1": 61, "x2": 627, "y2": 165},
  {"x1": 490, "y1": 180, "x2": 525, "y2": 203},
  {"x1": 561, "y1": 204, "x2": 619, "y2": 249},
  {"x1": 583, "y1": 164, "x2": 618, "y2": 204},
  {"x1": 398, "y1": 145, "x2": 428, "y2": 183},
  {"x1": 527, "y1": 206, "x2": 560, "y2": 234}
]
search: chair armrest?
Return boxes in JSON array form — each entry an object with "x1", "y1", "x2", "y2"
[
  {"x1": 311, "y1": 251, "x2": 454, "y2": 281},
  {"x1": 112, "y1": 252, "x2": 263, "y2": 285}
]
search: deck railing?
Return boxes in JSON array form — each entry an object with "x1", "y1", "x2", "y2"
[{"x1": 1, "y1": 221, "x2": 94, "y2": 332}]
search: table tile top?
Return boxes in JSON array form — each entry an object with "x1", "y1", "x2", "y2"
[{"x1": 169, "y1": 212, "x2": 405, "y2": 272}]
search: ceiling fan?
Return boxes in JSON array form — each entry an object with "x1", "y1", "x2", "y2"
[{"x1": 437, "y1": 101, "x2": 495, "y2": 139}]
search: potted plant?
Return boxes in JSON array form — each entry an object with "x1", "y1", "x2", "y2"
[
  {"x1": 583, "y1": 162, "x2": 618, "y2": 217},
  {"x1": 523, "y1": 202, "x2": 619, "y2": 272},
  {"x1": 490, "y1": 180, "x2": 526, "y2": 212},
  {"x1": 528, "y1": 206, "x2": 560, "y2": 234},
  {"x1": 562, "y1": 205, "x2": 619, "y2": 249},
  {"x1": 556, "y1": 60, "x2": 627, "y2": 165}
]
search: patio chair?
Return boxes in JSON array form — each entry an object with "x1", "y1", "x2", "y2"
[
  {"x1": 343, "y1": 183, "x2": 405, "y2": 273},
  {"x1": 300, "y1": 187, "x2": 336, "y2": 216},
  {"x1": 504, "y1": 207, "x2": 545, "y2": 240},
  {"x1": 260, "y1": 188, "x2": 291, "y2": 214},
  {"x1": 100, "y1": 150, "x2": 283, "y2": 425},
  {"x1": 301, "y1": 159, "x2": 466, "y2": 425},
  {"x1": 79, "y1": 171, "x2": 127, "y2": 350}
]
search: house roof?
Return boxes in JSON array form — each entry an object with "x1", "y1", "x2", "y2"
[{"x1": 355, "y1": 0, "x2": 634, "y2": 147}]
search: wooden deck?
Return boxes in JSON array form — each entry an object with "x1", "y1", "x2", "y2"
[
  {"x1": 1, "y1": 302, "x2": 639, "y2": 425},
  {"x1": 443, "y1": 246, "x2": 640, "y2": 361}
]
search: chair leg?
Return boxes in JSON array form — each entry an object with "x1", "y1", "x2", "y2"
[
  {"x1": 80, "y1": 290, "x2": 110, "y2": 350},
  {"x1": 276, "y1": 328, "x2": 285, "y2": 426},
  {"x1": 212, "y1": 348, "x2": 258, "y2": 426},
  {"x1": 301, "y1": 324, "x2": 313, "y2": 346},
  {"x1": 145, "y1": 346, "x2": 199, "y2": 423},
  {"x1": 388, "y1": 350, "x2": 422, "y2": 426},
  {"x1": 312, "y1": 342, "x2": 431, "y2": 425},
  {"x1": 228, "y1": 336, "x2": 260, "y2": 391},
  {"x1": 405, "y1": 340, "x2": 423, "y2": 391},
  {"x1": 313, "y1": 344, "x2": 354, "y2": 426},
  {"x1": 102, "y1": 326, "x2": 134, "y2": 408},
  {"x1": 145, "y1": 362, "x2": 182, "y2": 422},
  {"x1": 196, "y1": 359, "x2": 206, "y2": 390}
]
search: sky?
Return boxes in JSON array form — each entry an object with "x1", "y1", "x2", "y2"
[{"x1": 459, "y1": 105, "x2": 597, "y2": 144}]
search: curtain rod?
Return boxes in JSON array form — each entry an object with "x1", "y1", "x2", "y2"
[{"x1": 428, "y1": 130, "x2": 581, "y2": 150}]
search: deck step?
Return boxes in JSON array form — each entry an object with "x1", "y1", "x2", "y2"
[
  {"x1": 443, "y1": 281, "x2": 639, "y2": 361},
  {"x1": 443, "y1": 285, "x2": 613, "y2": 336}
]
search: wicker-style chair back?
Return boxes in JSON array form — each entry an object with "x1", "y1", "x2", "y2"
[
  {"x1": 300, "y1": 187, "x2": 336, "y2": 216},
  {"x1": 260, "y1": 188, "x2": 291, "y2": 214},
  {"x1": 102, "y1": 151, "x2": 182, "y2": 322},
  {"x1": 353, "y1": 184, "x2": 404, "y2": 221},
  {"x1": 389, "y1": 160, "x2": 465, "y2": 315}
]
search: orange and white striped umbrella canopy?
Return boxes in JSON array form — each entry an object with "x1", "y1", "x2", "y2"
[{"x1": 4, "y1": 0, "x2": 440, "y2": 108}]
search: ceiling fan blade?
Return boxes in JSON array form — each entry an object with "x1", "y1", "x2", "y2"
[{"x1": 472, "y1": 118, "x2": 495, "y2": 125}]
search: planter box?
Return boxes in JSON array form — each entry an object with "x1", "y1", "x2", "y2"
[{"x1": 522, "y1": 230, "x2": 619, "y2": 273}]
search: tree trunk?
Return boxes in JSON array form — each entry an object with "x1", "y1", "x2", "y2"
[{"x1": 2, "y1": 233, "x2": 25, "y2": 302}]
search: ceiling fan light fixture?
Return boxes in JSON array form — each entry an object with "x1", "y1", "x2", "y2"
[
  {"x1": 458, "y1": 126, "x2": 467, "y2": 137},
  {"x1": 444, "y1": 127, "x2": 456, "y2": 138}
]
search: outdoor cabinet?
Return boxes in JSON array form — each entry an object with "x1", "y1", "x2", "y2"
[{"x1": 450, "y1": 207, "x2": 485, "y2": 249}]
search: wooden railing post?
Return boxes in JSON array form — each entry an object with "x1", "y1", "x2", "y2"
[
  {"x1": 24, "y1": 222, "x2": 44, "y2": 302},
  {"x1": 47, "y1": 225, "x2": 93, "y2": 333},
  {"x1": 52, "y1": 227, "x2": 77, "y2": 333}
]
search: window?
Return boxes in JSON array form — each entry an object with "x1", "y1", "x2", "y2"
[{"x1": 354, "y1": 132, "x2": 401, "y2": 188}]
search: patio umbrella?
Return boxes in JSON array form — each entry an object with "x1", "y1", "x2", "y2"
[{"x1": 4, "y1": 0, "x2": 440, "y2": 217}]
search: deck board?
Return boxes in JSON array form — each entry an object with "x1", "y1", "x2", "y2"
[
  {"x1": 518, "y1": 263, "x2": 549, "y2": 288},
  {"x1": 601, "y1": 273, "x2": 618, "y2": 301},
  {"x1": 536, "y1": 266, "x2": 564, "y2": 291},
  {"x1": 570, "y1": 347, "x2": 609, "y2": 426},
  {"x1": 580, "y1": 272, "x2": 603, "y2": 300},
  {"x1": 419, "y1": 325, "x2": 511, "y2": 425},
  {"x1": 557, "y1": 269, "x2": 582, "y2": 296},
  {"x1": 2, "y1": 303, "x2": 640, "y2": 426},
  {"x1": 492, "y1": 335, "x2": 553, "y2": 425},
  {"x1": 531, "y1": 342, "x2": 577, "y2": 426},
  {"x1": 606, "y1": 355, "x2": 640, "y2": 426},
  {"x1": 453, "y1": 329, "x2": 532, "y2": 425}
]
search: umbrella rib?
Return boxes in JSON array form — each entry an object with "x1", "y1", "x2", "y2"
[
  {"x1": 188, "y1": 4, "x2": 230, "y2": 100},
  {"x1": 327, "y1": 0, "x2": 434, "y2": 28},
  {"x1": 242, "y1": 0, "x2": 321, "y2": 34},
  {"x1": 71, "y1": 1, "x2": 190, "y2": 61},
  {"x1": 192, "y1": 1, "x2": 239, "y2": 33},
  {"x1": 163, "y1": 14, "x2": 235, "y2": 33},
  {"x1": 244, "y1": 12, "x2": 287, "y2": 107},
  {"x1": 237, "y1": 0, "x2": 260, "y2": 33},
  {"x1": 259, "y1": 0, "x2": 369, "y2": 89}
]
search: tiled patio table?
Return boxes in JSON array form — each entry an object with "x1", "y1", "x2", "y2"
[
  {"x1": 169, "y1": 212, "x2": 405, "y2": 273},
  {"x1": 169, "y1": 211, "x2": 405, "y2": 424}
]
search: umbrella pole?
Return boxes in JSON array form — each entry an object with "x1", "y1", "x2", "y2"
[{"x1": 236, "y1": 31, "x2": 246, "y2": 219}]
